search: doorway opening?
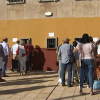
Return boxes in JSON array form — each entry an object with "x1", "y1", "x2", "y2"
[{"x1": 20, "y1": 38, "x2": 31, "y2": 45}]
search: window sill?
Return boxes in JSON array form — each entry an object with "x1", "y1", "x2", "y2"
[
  {"x1": 46, "y1": 48, "x2": 56, "y2": 50},
  {"x1": 7, "y1": 2, "x2": 25, "y2": 5}
]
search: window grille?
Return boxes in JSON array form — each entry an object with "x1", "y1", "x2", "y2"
[
  {"x1": 7, "y1": 0, "x2": 25, "y2": 4},
  {"x1": 46, "y1": 38, "x2": 57, "y2": 48},
  {"x1": 38, "y1": 0, "x2": 60, "y2": 3},
  {"x1": 75, "y1": 0, "x2": 99, "y2": 1}
]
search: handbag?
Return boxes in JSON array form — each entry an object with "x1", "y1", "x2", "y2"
[
  {"x1": 69, "y1": 45, "x2": 75, "y2": 63},
  {"x1": 93, "y1": 80, "x2": 100, "y2": 90}
]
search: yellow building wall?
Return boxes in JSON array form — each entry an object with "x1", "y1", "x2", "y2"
[{"x1": 0, "y1": 17, "x2": 100, "y2": 47}]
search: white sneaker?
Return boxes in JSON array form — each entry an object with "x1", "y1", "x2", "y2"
[
  {"x1": 58, "y1": 78, "x2": 62, "y2": 83},
  {"x1": 87, "y1": 85, "x2": 89, "y2": 88}
]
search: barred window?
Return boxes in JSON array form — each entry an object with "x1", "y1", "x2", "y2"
[
  {"x1": 38, "y1": 0, "x2": 60, "y2": 3},
  {"x1": 75, "y1": 0, "x2": 100, "y2": 1},
  {"x1": 7, "y1": 0, "x2": 25, "y2": 4},
  {"x1": 46, "y1": 38, "x2": 57, "y2": 48}
]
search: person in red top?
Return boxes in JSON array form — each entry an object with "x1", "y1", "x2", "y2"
[{"x1": 25, "y1": 40, "x2": 34, "y2": 72}]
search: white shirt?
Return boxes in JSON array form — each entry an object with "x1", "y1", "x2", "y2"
[
  {"x1": 97, "y1": 45, "x2": 100, "y2": 54},
  {"x1": 11, "y1": 44, "x2": 19, "y2": 55},
  {"x1": 1, "y1": 41, "x2": 9, "y2": 56}
]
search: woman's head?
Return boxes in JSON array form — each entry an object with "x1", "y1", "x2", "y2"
[
  {"x1": 81, "y1": 33, "x2": 89, "y2": 44},
  {"x1": 73, "y1": 41, "x2": 77, "y2": 47}
]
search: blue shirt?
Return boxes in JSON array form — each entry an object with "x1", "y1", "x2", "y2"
[{"x1": 58, "y1": 43, "x2": 74, "y2": 64}]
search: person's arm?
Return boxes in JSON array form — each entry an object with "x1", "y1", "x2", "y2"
[
  {"x1": 56, "y1": 47, "x2": 58, "y2": 54},
  {"x1": 11, "y1": 45, "x2": 13, "y2": 53},
  {"x1": 73, "y1": 44, "x2": 79, "y2": 53},
  {"x1": 2, "y1": 50, "x2": 5, "y2": 62},
  {"x1": 16, "y1": 46, "x2": 20, "y2": 55},
  {"x1": 73, "y1": 47, "x2": 78, "y2": 53},
  {"x1": 31, "y1": 45, "x2": 35, "y2": 56},
  {"x1": 97, "y1": 46, "x2": 100, "y2": 57},
  {"x1": 58, "y1": 46, "x2": 61, "y2": 58},
  {"x1": 91, "y1": 44, "x2": 95, "y2": 60},
  {"x1": 6, "y1": 44, "x2": 10, "y2": 57}
]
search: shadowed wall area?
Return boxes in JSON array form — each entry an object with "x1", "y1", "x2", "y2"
[{"x1": 7, "y1": 47, "x2": 58, "y2": 71}]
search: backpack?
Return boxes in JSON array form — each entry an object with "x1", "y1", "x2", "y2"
[{"x1": 17, "y1": 45, "x2": 26, "y2": 57}]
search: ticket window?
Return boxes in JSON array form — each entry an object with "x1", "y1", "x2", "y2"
[
  {"x1": 46, "y1": 38, "x2": 58, "y2": 48},
  {"x1": 20, "y1": 38, "x2": 31, "y2": 45}
]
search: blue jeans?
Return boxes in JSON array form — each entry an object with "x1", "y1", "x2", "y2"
[
  {"x1": 58, "y1": 60, "x2": 62, "y2": 78},
  {"x1": 61, "y1": 63, "x2": 72, "y2": 85},
  {"x1": 2, "y1": 56, "x2": 8, "y2": 76},
  {"x1": 80, "y1": 59, "x2": 94, "y2": 88}
]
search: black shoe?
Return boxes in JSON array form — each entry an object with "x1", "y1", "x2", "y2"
[
  {"x1": 2, "y1": 75, "x2": 9, "y2": 77},
  {"x1": 76, "y1": 79, "x2": 79, "y2": 83},
  {"x1": 68, "y1": 85, "x2": 73, "y2": 87},
  {"x1": 0, "y1": 79, "x2": 5, "y2": 82},
  {"x1": 62, "y1": 84, "x2": 66, "y2": 86}
]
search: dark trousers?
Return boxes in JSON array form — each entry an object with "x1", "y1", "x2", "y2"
[
  {"x1": 2, "y1": 56, "x2": 8, "y2": 76},
  {"x1": 61, "y1": 63, "x2": 72, "y2": 85}
]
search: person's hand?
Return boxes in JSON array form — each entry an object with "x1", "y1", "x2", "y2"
[{"x1": 3, "y1": 57, "x2": 5, "y2": 62}]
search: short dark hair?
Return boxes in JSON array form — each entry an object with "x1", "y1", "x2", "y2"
[
  {"x1": 16, "y1": 40, "x2": 20, "y2": 44},
  {"x1": 89, "y1": 36, "x2": 93, "y2": 42},
  {"x1": 73, "y1": 41, "x2": 78, "y2": 47},
  {"x1": 81, "y1": 33, "x2": 89, "y2": 44},
  {"x1": 3, "y1": 38, "x2": 8, "y2": 42}
]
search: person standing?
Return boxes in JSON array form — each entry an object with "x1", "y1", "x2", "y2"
[
  {"x1": 16, "y1": 40, "x2": 26, "y2": 75},
  {"x1": 11, "y1": 40, "x2": 20, "y2": 72},
  {"x1": 1, "y1": 38, "x2": 10, "y2": 77},
  {"x1": 56, "y1": 42, "x2": 63, "y2": 83},
  {"x1": 25, "y1": 40, "x2": 34, "y2": 72},
  {"x1": 58, "y1": 38, "x2": 73, "y2": 87},
  {"x1": 72, "y1": 41, "x2": 79, "y2": 83},
  {"x1": 11, "y1": 40, "x2": 20, "y2": 59},
  {"x1": 0, "y1": 44, "x2": 5, "y2": 82},
  {"x1": 73, "y1": 33, "x2": 95, "y2": 95}
]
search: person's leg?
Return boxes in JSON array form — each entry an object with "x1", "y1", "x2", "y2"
[
  {"x1": 72, "y1": 63, "x2": 75, "y2": 83},
  {"x1": 23, "y1": 56, "x2": 26, "y2": 73},
  {"x1": 29, "y1": 55, "x2": 32, "y2": 71},
  {"x1": 87, "y1": 59, "x2": 94, "y2": 94},
  {"x1": 80, "y1": 59, "x2": 86, "y2": 94},
  {"x1": 19, "y1": 57, "x2": 23, "y2": 75},
  {"x1": 61, "y1": 63, "x2": 67, "y2": 85},
  {"x1": 2, "y1": 56, "x2": 8, "y2": 76},
  {"x1": 58, "y1": 60, "x2": 62, "y2": 82},
  {"x1": 67, "y1": 63, "x2": 73, "y2": 86},
  {"x1": 0, "y1": 69, "x2": 2, "y2": 80}
]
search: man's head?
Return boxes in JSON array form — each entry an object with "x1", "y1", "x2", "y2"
[
  {"x1": 16, "y1": 40, "x2": 20, "y2": 44},
  {"x1": 27, "y1": 40, "x2": 31, "y2": 44},
  {"x1": 62, "y1": 38, "x2": 70, "y2": 43},
  {"x1": 3, "y1": 38, "x2": 8, "y2": 43}
]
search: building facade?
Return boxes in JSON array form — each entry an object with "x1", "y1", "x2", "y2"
[{"x1": 0, "y1": 0, "x2": 100, "y2": 71}]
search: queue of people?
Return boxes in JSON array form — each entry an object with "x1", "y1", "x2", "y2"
[
  {"x1": 0, "y1": 38, "x2": 34, "y2": 82},
  {"x1": 57, "y1": 33, "x2": 100, "y2": 95},
  {"x1": 11, "y1": 39, "x2": 34, "y2": 75}
]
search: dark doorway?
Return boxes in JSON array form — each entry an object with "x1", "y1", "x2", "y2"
[{"x1": 20, "y1": 38, "x2": 31, "y2": 45}]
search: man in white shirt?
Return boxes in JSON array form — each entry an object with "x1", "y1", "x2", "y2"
[
  {"x1": 1, "y1": 38, "x2": 10, "y2": 77},
  {"x1": 11, "y1": 40, "x2": 20, "y2": 59}
]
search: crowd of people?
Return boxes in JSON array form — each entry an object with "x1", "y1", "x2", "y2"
[
  {"x1": 0, "y1": 34, "x2": 100, "y2": 96},
  {"x1": 0, "y1": 38, "x2": 34, "y2": 82},
  {"x1": 57, "y1": 33, "x2": 100, "y2": 95}
]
